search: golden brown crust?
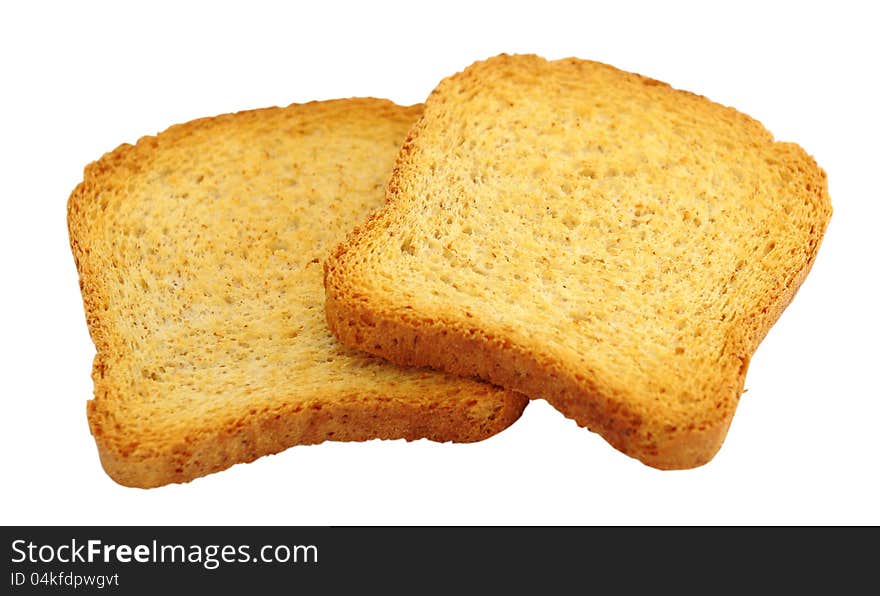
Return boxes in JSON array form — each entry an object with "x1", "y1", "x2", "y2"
[
  {"x1": 324, "y1": 56, "x2": 832, "y2": 469},
  {"x1": 88, "y1": 385, "x2": 526, "y2": 488},
  {"x1": 68, "y1": 98, "x2": 528, "y2": 488}
]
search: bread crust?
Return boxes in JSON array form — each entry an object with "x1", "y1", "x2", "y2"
[
  {"x1": 69, "y1": 98, "x2": 528, "y2": 488},
  {"x1": 87, "y1": 385, "x2": 526, "y2": 488},
  {"x1": 324, "y1": 56, "x2": 832, "y2": 469}
]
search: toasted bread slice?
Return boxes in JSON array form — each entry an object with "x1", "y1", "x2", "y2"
[
  {"x1": 68, "y1": 98, "x2": 528, "y2": 488},
  {"x1": 325, "y1": 56, "x2": 831, "y2": 469}
]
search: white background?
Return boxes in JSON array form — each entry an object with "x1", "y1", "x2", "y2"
[{"x1": 2, "y1": 1, "x2": 877, "y2": 525}]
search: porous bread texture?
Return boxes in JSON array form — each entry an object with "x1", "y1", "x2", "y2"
[
  {"x1": 68, "y1": 98, "x2": 528, "y2": 488},
  {"x1": 325, "y1": 55, "x2": 832, "y2": 469}
]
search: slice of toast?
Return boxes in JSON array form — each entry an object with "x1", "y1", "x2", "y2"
[
  {"x1": 68, "y1": 98, "x2": 528, "y2": 488},
  {"x1": 324, "y1": 56, "x2": 832, "y2": 469}
]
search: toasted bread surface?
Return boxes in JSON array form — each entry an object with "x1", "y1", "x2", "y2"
[
  {"x1": 325, "y1": 56, "x2": 831, "y2": 469},
  {"x1": 69, "y1": 98, "x2": 528, "y2": 488}
]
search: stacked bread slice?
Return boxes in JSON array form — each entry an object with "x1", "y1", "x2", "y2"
[{"x1": 68, "y1": 99, "x2": 528, "y2": 488}]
